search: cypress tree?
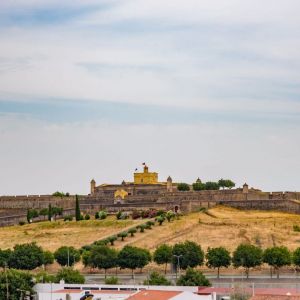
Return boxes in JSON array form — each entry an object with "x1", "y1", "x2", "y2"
[
  {"x1": 48, "y1": 204, "x2": 52, "y2": 221},
  {"x1": 75, "y1": 195, "x2": 81, "y2": 221}
]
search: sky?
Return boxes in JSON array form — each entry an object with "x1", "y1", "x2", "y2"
[{"x1": 0, "y1": 0, "x2": 300, "y2": 195}]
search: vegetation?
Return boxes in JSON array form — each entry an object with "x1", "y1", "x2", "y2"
[
  {"x1": 128, "y1": 228, "x2": 137, "y2": 237},
  {"x1": 56, "y1": 267, "x2": 85, "y2": 284},
  {"x1": 154, "y1": 244, "x2": 173, "y2": 274},
  {"x1": 8, "y1": 243, "x2": 44, "y2": 270},
  {"x1": 75, "y1": 194, "x2": 81, "y2": 221},
  {"x1": 52, "y1": 191, "x2": 69, "y2": 197},
  {"x1": 54, "y1": 246, "x2": 81, "y2": 267},
  {"x1": 105, "y1": 276, "x2": 119, "y2": 284},
  {"x1": 192, "y1": 182, "x2": 205, "y2": 191},
  {"x1": 206, "y1": 247, "x2": 231, "y2": 278},
  {"x1": 117, "y1": 231, "x2": 128, "y2": 241},
  {"x1": 177, "y1": 183, "x2": 190, "y2": 191},
  {"x1": 204, "y1": 181, "x2": 220, "y2": 190},
  {"x1": 263, "y1": 246, "x2": 292, "y2": 278},
  {"x1": 218, "y1": 179, "x2": 235, "y2": 189},
  {"x1": 26, "y1": 209, "x2": 38, "y2": 223},
  {"x1": 232, "y1": 244, "x2": 263, "y2": 278},
  {"x1": 172, "y1": 241, "x2": 204, "y2": 270},
  {"x1": 144, "y1": 271, "x2": 171, "y2": 286},
  {"x1": 177, "y1": 267, "x2": 210, "y2": 286},
  {"x1": 0, "y1": 269, "x2": 34, "y2": 299}
]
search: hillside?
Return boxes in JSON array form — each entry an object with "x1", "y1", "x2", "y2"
[{"x1": 1, "y1": 206, "x2": 300, "y2": 253}]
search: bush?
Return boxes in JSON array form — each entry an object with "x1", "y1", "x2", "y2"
[
  {"x1": 145, "y1": 221, "x2": 155, "y2": 229},
  {"x1": 116, "y1": 211, "x2": 122, "y2": 220},
  {"x1": 19, "y1": 221, "x2": 26, "y2": 226},
  {"x1": 105, "y1": 276, "x2": 119, "y2": 284},
  {"x1": 128, "y1": 228, "x2": 137, "y2": 237},
  {"x1": 107, "y1": 236, "x2": 118, "y2": 246},
  {"x1": 293, "y1": 225, "x2": 300, "y2": 232},
  {"x1": 144, "y1": 271, "x2": 171, "y2": 286},
  {"x1": 177, "y1": 267, "x2": 210, "y2": 286},
  {"x1": 117, "y1": 231, "x2": 128, "y2": 241},
  {"x1": 156, "y1": 216, "x2": 165, "y2": 226},
  {"x1": 84, "y1": 214, "x2": 90, "y2": 220},
  {"x1": 64, "y1": 215, "x2": 73, "y2": 222},
  {"x1": 132, "y1": 210, "x2": 141, "y2": 219},
  {"x1": 98, "y1": 210, "x2": 108, "y2": 220},
  {"x1": 136, "y1": 224, "x2": 147, "y2": 233},
  {"x1": 95, "y1": 211, "x2": 100, "y2": 219},
  {"x1": 56, "y1": 267, "x2": 85, "y2": 284},
  {"x1": 177, "y1": 183, "x2": 190, "y2": 191}
]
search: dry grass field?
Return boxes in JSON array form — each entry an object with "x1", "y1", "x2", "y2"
[
  {"x1": 1, "y1": 206, "x2": 300, "y2": 254},
  {"x1": 0, "y1": 217, "x2": 144, "y2": 251},
  {"x1": 124, "y1": 206, "x2": 300, "y2": 252}
]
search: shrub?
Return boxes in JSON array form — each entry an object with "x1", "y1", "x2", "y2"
[
  {"x1": 145, "y1": 221, "x2": 155, "y2": 229},
  {"x1": 105, "y1": 276, "x2": 119, "y2": 284},
  {"x1": 144, "y1": 271, "x2": 171, "y2": 286},
  {"x1": 98, "y1": 210, "x2": 108, "y2": 220},
  {"x1": 19, "y1": 221, "x2": 26, "y2": 226},
  {"x1": 117, "y1": 231, "x2": 128, "y2": 241},
  {"x1": 166, "y1": 210, "x2": 175, "y2": 222},
  {"x1": 156, "y1": 216, "x2": 165, "y2": 226},
  {"x1": 132, "y1": 210, "x2": 141, "y2": 219},
  {"x1": 156, "y1": 210, "x2": 166, "y2": 217},
  {"x1": 84, "y1": 214, "x2": 90, "y2": 220},
  {"x1": 136, "y1": 224, "x2": 147, "y2": 233},
  {"x1": 177, "y1": 267, "x2": 210, "y2": 286},
  {"x1": 56, "y1": 267, "x2": 85, "y2": 284},
  {"x1": 293, "y1": 225, "x2": 300, "y2": 232},
  {"x1": 64, "y1": 215, "x2": 73, "y2": 222},
  {"x1": 148, "y1": 209, "x2": 158, "y2": 218},
  {"x1": 95, "y1": 211, "x2": 99, "y2": 219},
  {"x1": 116, "y1": 211, "x2": 122, "y2": 220}
]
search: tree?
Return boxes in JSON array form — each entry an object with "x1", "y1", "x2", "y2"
[
  {"x1": 204, "y1": 181, "x2": 220, "y2": 190},
  {"x1": 8, "y1": 243, "x2": 44, "y2": 270},
  {"x1": 166, "y1": 210, "x2": 175, "y2": 222},
  {"x1": 172, "y1": 241, "x2": 204, "y2": 270},
  {"x1": 48, "y1": 203, "x2": 52, "y2": 221},
  {"x1": 39, "y1": 208, "x2": 49, "y2": 220},
  {"x1": 35, "y1": 270, "x2": 56, "y2": 283},
  {"x1": 75, "y1": 194, "x2": 81, "y2": 221},
  {"x1": 117, "y1": 246, "x2": 151, "y2": 278},
  {"x1": 177, "y1": 267, "x2": 211, "y2": 286},
  {"x1": 51, "y1": 207, "x2": 63, "y2": 220},
  {"x1": 56, "y1": 267, "x2": 85, "y2": 284},
  {"x1": 206, "y1": 247, "x2": 231, "y2": 278},
  {"x1": 218, "y1": 179, "x2": 235, "y2": 189},
  {"x1": 232, "y1": 244, "x2": 263, "y2": 278},
  {"x1": 192, "y1": 182, "x2": 205, "y2": 191},
  {"x1": 43, "y1": 251, "x2": 54, "y2": 268},
  {"x1": 0, "y1": 249, "x2": 12, "y2": 268},
  {"x1": 89, "y1": 245, "x2": 118, "y2": 278},
  {"x1": 0, "y1": 269, "x2": 34, "y2": 300},
  {"x1": 177, "y1": 183, "x2": 190, "y2": 191},
  {"x1": 263, "y1": 246, "x2": 291, "y2": 278},
  {"x1": 128, "y1": 228, "x2": 137, "y2": 237},
  {"x1": 107, "y1": 235, "x2": 118, "y2": 246},
  {"x1": 54, "y1": 246, "x2": 81, "y2": 267},
  {"x1": 293, "y1": 247, "x2": 300, "y2": 270},
  {"x1": 26, "y1": 209, "x2": 38, "y2": 223},
  {"x1": 52, "y1": 191, "x2": 66, "y2": 197},
  {"x1": 144, "y1": 271, "x2": 171, "y2": 286},
  {"x1": 156, "y1": 216, "x2": 165, "y2": 226},
  {"x1": 154, "y1": 244, "x2": 173, "y2": 274},
  {"x1": 82, "y1": 251, "x2": 92, "y2": 268},
  {"x1": 98, "y1": 211, "x2": 107, "y2": 220},
  {"x1": 117, "y1": 231, "x2": 128, "y2": 241}
]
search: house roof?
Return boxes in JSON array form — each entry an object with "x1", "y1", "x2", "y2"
[
  {"x1": 127, "y1": 290, "x2": 181, "y2": 300},
  {"x1": 250, "y1": 296, "x2": 300, "y2": 300}
]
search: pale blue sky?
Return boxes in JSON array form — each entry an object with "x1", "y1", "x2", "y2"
[{"x1": 0, "y1": 0, "x2": 299, "y2": 194}]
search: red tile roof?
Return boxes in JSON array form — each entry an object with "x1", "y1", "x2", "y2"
[
  {"x1": 127, "y1": 290, "x2": 181, "y2": 300},
  {"x1": 250, "y1": 296, "x2": 300, "y2": 300}
]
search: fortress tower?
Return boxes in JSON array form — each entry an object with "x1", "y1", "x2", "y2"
[{"x1": 134, "y1": 164, "x2": 158, "y2": 184}]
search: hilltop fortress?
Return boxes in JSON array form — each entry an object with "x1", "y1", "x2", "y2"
[{"x1": 0, "y1": 164, "x2": 300, "y2": 226}]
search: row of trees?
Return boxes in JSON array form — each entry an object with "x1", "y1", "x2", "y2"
[
  {"x1": 177, "y1": 178, "x2": 235, "y2": 191},
  {"x1": 26, "y1": 205, "x2": 63, "y2": 224}
]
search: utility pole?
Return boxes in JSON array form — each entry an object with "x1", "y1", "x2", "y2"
[
  {"x1": 67, "y1": 248, "x2": 70, "y2": 267},
  {"x1": 173, "y1": 255, "x2": 182, "y2": 284}
]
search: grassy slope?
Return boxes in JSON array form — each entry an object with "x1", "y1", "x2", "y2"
[{"x1": 1, "y1": 206, "x2": 300, "y2": 254}]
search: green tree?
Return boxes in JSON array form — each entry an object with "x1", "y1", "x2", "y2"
[
  {"x1": 177, "y1": 183, "x2": 190, "y2": 191},
  {"x1": 172, "y1": 241, "x2": 204, "y2": 270},
  {"x1": 166, "y1": 210, "x2": 175, "y2": 222},
  {"x1": 218, "y1": 179, "x2": 235, "y2": 189},
  {"x1": 204, "y1": 181, "x2": 220, "y2": 190},
  {"x1": 0, "y1": 269, "x2": 34, "y2": 300},
  {"x1": 48, "y1": 203, "x2": 52, "y2": 221},
  {"x1": 43, "y1": 251, "x2": 54, "y2": 268},
  {"x1": 153, "y1": 244, "x2": 173, "y2": 274},
  {"x1": 117, "y1": 231, "x2": 128, "y2": 241},
  {"x1": 128, "y1": 228, "x2": 137, "y2": 237},
  {"x1": 82, "y1": 251, "x2": 91, "y2": 268},
  {"x1": 206, "y1": 247, "x2": 231, "y2": 278},
  {"x1": 75, "y1": 195, "x2": 81, "y2": 221},
  {"x1": 56, "y1": 267, "x2": 85, "y2": 284},
  {"x1": 26, "y1": 209, "x2": 38, "y2": 223},
  {"x1": 0, "y1": 249, "x2": 12, "y2": 268},
  {"x1": 105, "y1": 276, "x2": 119, "y2": 284},
  {"x1": 192, "y1": 182, "x2": 205, "y2": 191},
  {"x1": 107, "y1": 235, "x2": 118, "y2": 246},
  {"x1": 263, "y1": 246, "x2": 291, "y2": 278},
  {"x1": 117, "y1": 246, "x2": 151, "y2": 278},
  {"x1": 8, "y1": 243, "x2": 44, "y2": 270},
  {"x1": 54, "y1": 246, "x2": 81, "y2": 267},
  {"x1": 177, "y1": 267, "x2": 211, "y2": 286},
  {"x1": 35, "y1": 270, "x2": 56, "y2": 283},
  {"x1": 293, "y1": 247, "x2": 300, "y2": 270},
  {"x1": 89, "y1": 245, "x2": 118, "y2": 278},
  {"x1": 51, "y1": 207, "x2": 63, "y2": 220},
  {"x1": 39, "y1": 208, "x2": 49, "y2": 220},
  {"x1": 144, "y1": 271, "x2": 171, "y2": 286},
  {"x1": 232, "y1": 244, "x2": 263, "y2": 278},
  {"x1": 52, "y1": 191, "x2": 66, "y2": 197},
  {"x1": 156, "y1": 216, "x2": 165, "y2": 226}
]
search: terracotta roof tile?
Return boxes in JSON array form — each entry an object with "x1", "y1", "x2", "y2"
[{"x1": 127, "y1": 290, "x2": 181, "y2": 300}]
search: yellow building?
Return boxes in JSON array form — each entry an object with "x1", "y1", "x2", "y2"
[{"x1": 134, "y1": 164, "x2": 158, "y2": 184}]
